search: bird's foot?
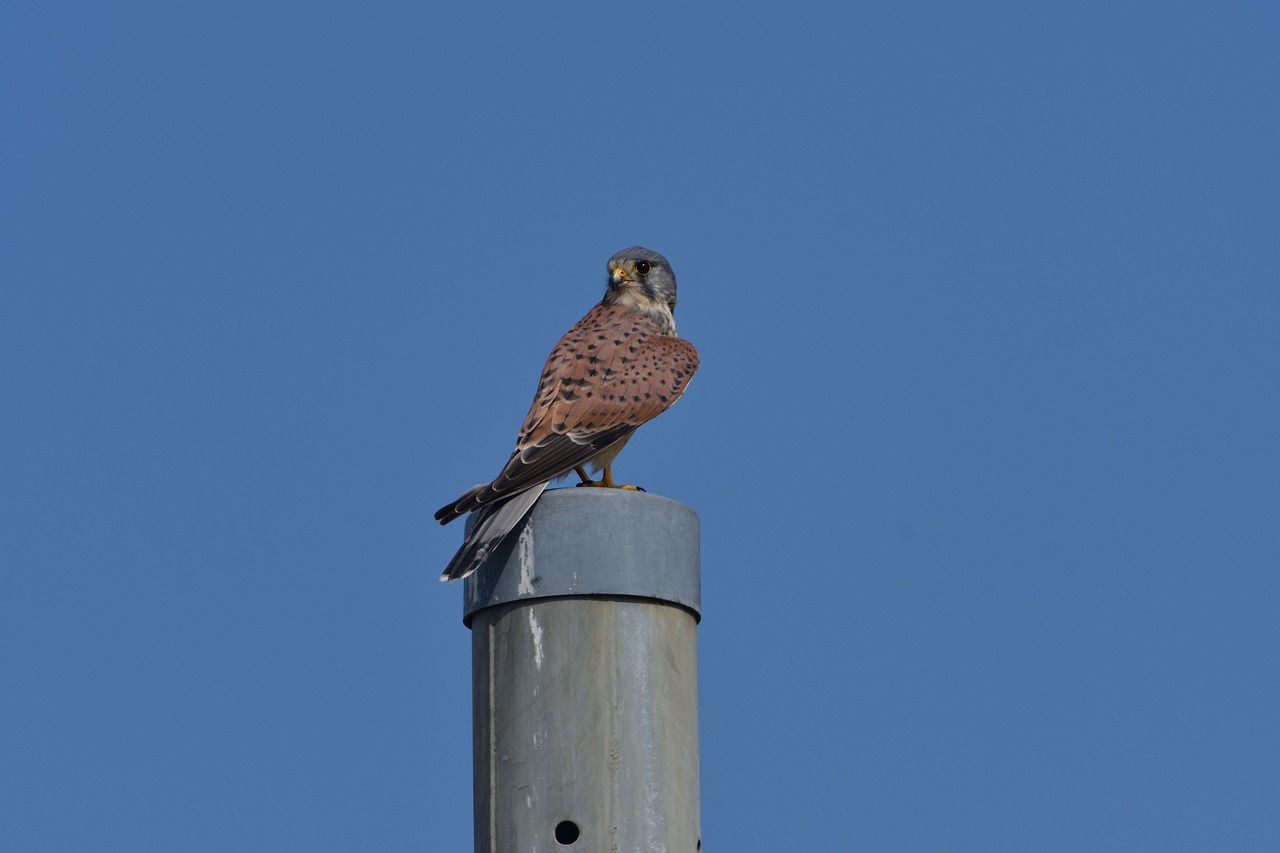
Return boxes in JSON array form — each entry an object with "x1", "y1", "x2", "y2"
[
  {"x1": 576, "y1": 480, "x2": 646, "y2": 491},
  {"x1": 573, "y1": 465, "x2": 645, "y2": 491}
]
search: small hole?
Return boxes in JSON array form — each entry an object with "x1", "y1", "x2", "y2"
[
  {"x1": 697, "y1": 840, "x2": 702, "y2": 850},
  {"x1": 554, "y1": 820, "x2": 580, "y2": 845}
]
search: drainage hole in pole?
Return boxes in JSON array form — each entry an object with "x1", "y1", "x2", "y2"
[{"x1": 554, "y1": 820, "x2": 580, "y2": 845}]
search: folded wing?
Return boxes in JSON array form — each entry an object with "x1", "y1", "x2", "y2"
[{"x1": 435, "y1": 302, "x2": 699, "y2": 525}]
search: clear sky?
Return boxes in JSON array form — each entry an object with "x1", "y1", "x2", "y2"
[{"x1": 4, "y1": 2, "x2": 1278, "y2": 850}]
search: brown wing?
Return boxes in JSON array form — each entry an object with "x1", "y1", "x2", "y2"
[{"x1": 435, "y1": 302, "x2": 699, "y2": 522}]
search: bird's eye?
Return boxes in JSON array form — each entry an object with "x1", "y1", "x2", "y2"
[{"x1": 635, "y1": 261, "x2": 651, "y2": 275}]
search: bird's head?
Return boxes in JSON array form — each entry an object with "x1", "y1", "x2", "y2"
[{"x1": 604, "y1": 247, "x2": 678, "y2": 316}]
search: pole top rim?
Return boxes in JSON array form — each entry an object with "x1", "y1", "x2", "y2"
[{"x1": 462, "y1": 488, "x2": 701, "y2": 626}]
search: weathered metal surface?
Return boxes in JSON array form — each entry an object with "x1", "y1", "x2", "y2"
[{"x1": 465, "y1": 488, "x2": 701, "y2": 852}]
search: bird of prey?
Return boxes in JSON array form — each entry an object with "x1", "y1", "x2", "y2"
[{"x1": 435, "y1": 246, "x2": 699, "y2": 582}]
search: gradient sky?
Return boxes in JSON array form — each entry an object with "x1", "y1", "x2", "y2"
[{"x1": 4, "y1": 2, "x2": 1278, "y2": 850}]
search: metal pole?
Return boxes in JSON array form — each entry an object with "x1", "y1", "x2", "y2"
[{"x1": 462, "y1": 488, "x2": 702, "y2": 853}]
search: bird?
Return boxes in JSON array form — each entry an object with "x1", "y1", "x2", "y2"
[{"x1": 435, "y1": 246, "x2": 700, "y2": 582}]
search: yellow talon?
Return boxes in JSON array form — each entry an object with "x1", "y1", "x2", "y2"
[{"x1": 574, "y1": 464, "x2": 641, "y2": 490}]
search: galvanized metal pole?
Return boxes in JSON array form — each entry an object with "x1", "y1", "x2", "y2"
[{"x1": 462, "y1": 488, "x2": 702, "y2": 853}]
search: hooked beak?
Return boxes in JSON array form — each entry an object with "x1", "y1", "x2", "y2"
[{"x1": 609, "y1": 266, "x2": 633, "y2": 287}]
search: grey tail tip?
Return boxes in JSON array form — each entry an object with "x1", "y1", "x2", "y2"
[
  {"x1": 435, "y1": 483, "x2": 545, "y2": 584},
  {"x1": 438, "y1": 563, "x2": 463, "y2": 583},
  {"x1": 439, "y1": 566, "x2": 477, "y2": 583},
  {"x1": 439, "y1": 550, "x2": 485, "y2": 583}
]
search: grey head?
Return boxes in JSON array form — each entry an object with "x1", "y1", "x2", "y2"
[{"x1": 605, "y1": 246, "x2": 678, "y2": 313}]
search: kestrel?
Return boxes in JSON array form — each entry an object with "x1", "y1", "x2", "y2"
[{"x1": 435, "y1": 246, "x2": 699, "y2": 582}]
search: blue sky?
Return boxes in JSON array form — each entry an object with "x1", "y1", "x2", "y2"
[{"x1": 4, "y1": 2, "x2": 1278, "y2": 850}]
